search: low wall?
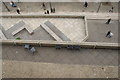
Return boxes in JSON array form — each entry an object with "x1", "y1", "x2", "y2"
[
  {"x1": 0, "y1": 14, "x2": 85, "y2": 18},
  {"x1": 1, "y1": 40, "x2": 119, "y2": 49}
]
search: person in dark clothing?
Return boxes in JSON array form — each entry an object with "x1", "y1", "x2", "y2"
[
  {"x1": 44, "y1": 12, "x2": 47, "y2": 14},
  {"x1": 53, "y1": 8, "x2": 55, "y2": 13},
  {"x1": 84, "y1": 2, "x2": 88, "y2": 8},
  {"x1": 47, "y1": 10, "x2": 49, "y2": 14},
  {"x1": 51, "y1": 8, "x2": 53, "y2": 13},
  {"x1": 42, "y1": 3, "x2": 46, "y2": 10},
  {"x1": 109, "y1": 6, "x2": 114, "y2": 12},
  {"x1": 106, "y1": 18, "x2": 111, "y2": 24},
  {"x1": 16, "y1": 9, "x2": 20, "y2": 14},
  {"x1": 10, "y1": 1, "x2": 17, "y2": 7},
  {"x1": 106, "y1": 31, "x2": 111, "y2": 37},
  {"x1": 106, "y1": 30, "x2": 113, "y2": 38}
]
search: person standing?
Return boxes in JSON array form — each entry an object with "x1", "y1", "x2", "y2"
[
  {"x1": 50, "y1": 8, "x2": 53, "y2": 13},
  {"x1": 53, "y1": 8, "x2": 55, "y2": 13},
  {"x1": 106, "y1": 18, "x2": 111, "y2": 24},
  {"x1": 47, "y1": 10, "x2": 49, "y2": 14},
  {"x1": 44, "y1": 11, "x2": 47, "y2": 14}
]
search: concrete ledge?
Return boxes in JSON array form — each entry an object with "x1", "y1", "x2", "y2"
[
  {"x1": 11, "y1": 20, "x2": 34, "y2": 36},
  {"x1": 12, "y1": 26, "x2": 24, "y2": 36},
  {"x1": 24, "y1": 24, "x2": 34, "y2": 34},
  {"x1": 1, "y1": 40, "x2": 119, "y2": 49},
  {"x1": 82, "y1": 16, "x2": 89, "y2": 42},
  {"x1": 0, "y1": 30, "x2": 7, "y2": 40},
  {"x1": 0, "y1": 13, "x2": 118, "y2": 20},
  {"x1": 1, "y1": 14, "x2": 85, "y2": 18}
]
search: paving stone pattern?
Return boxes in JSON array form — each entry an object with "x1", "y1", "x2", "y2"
[{"x1": 1, "y1": 17, "x2": 86, "y2": 42}]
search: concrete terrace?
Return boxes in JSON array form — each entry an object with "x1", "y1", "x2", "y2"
[
  {"x1": 0, "y1": 2, "x2": 119, "y2": 78},
  {"x1": 1, "y1": 16, "x2": 86, "y2": 42}
]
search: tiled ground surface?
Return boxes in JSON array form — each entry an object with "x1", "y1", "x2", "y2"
[
  {"x1": 1, "y1": 17, "x2": 86, "y2": 42},
  {"x1": 1, "y1": 18, "x2": 118, "y2": 43},
  {"x1": 2, "y1": 45, "x2": 118, "y2": 66},
  {"x1": 87, "y1": 19, "x2": 118, "y2": 43}
]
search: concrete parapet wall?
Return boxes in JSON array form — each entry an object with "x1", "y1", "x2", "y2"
[
  {"x1": 1, "y1": 40, "x2": 119, "y2": 49},
  {"x1": 82, "y1": 16, "x2": 89, "y2": 42},
  {"x1": 0, "y1": 14, "x2": 85, "y2": 18},
  {"x1": 0, "y1": 13, "x2": 118, "y2": 20}
]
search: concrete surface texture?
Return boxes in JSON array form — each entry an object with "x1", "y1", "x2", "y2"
[
  {"x1": 2, "y1": 60, "x2": 118, "y2": 78},
  {"x1": 2, "y1": 45, "x2": 118, "y2": 66},
  {"x1": 87, "y1": 19, "x2": 118, "y2": 43},
  {"x1": 1, "y1": 17, "x2": 118, "y2": 43}
]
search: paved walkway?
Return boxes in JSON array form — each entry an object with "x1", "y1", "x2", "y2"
[
  {"x1": 1, "y1": 12, "x2": 118, "y2": 43},
  {"x1": 1, "y1": 2, "x2": 118, "y2": 13},
  {"x1": 2, "y1": 60, "x2": 118, "y2": 78},
  {"x1": 2, "y1": 45, "x2": 118, "y2": 66},
  {"x1": 1, "y1": 2, "x2": 118, "y2": 20},
  {"x1": 1, "y1": 17, "x2": 86, "y2": 42}
]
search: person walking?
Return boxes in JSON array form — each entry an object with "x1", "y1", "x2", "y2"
[
  {"x1": 109, "y1": 6, "x2": 114, "y2": 12},
  {"x1": 106, "y1": 18, "x2": 111, "y2": 24},
  {"x1": 10, "y1": 1, "x2": 17, "y2": 7},
  {"x1": 30, "y1": 47, "x2": 36, "y2": 55},
  {"x1": 41, "y1": 3, "x2": 46, "y2": 10},
  {"x1": 84, "y1": 2, "x2": 88, "y2": 8},
  {"x1": 16, "y1": 8, "x2": 20, "y2": 14},
  {"x1": 106, "y1": 30, "x2": 113, "y2": 38}
]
